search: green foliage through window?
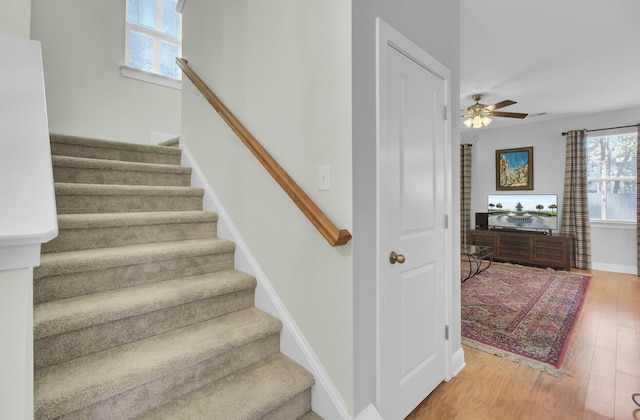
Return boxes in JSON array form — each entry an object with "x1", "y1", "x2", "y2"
[{"x1": 587, "y1": 133, "x2": 637, "y2": 221}]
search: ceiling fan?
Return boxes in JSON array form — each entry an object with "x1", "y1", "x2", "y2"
[{"x1": 462, "y1": 94, "x2": 528, "y2": 128}]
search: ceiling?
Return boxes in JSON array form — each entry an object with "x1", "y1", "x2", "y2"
[{"x1": 460, "y1": 0, "x2": 640, "y2": 130}]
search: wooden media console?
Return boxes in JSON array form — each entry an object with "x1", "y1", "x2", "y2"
[{"x1": 468, "y1": 229, "x2": 574, "y2": 270}]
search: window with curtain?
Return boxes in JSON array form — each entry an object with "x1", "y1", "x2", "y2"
[
  {"x1": 126, "y1": 0, "x2": 182, "y2": 80},
  {"x1": 587, "y1": 131, "x2": 637, "y2": 221}
]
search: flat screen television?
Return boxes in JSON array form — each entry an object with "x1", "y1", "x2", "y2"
[{"x1": 487, "y1": 194, "x2": 558, "y2": 232}]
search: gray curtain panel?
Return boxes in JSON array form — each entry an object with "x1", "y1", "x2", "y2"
[
  {"x1": 460, "y1": 144, "x2": 473, "y2": 246},
  {"x1": 637, "y1": 124, "x2": 640, "y2": 275},
  {"x1": 561, "y1": 129, "x2": 591, "y2": 269}
]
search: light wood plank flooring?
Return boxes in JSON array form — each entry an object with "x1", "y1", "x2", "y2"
[{"x1": 407, "y1": 269, "x2": 640, "y2": 420}]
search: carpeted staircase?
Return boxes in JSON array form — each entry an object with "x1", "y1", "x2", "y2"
[{"x1": 34, "y1": 134, "x2": 319, "y2": 420}]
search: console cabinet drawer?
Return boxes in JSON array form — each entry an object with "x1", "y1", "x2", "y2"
[
  {"x1": 469, "y1": 231, "x2": 496, "y2": 248},
  {"x1": 497, "y1": 235, "x2": 529, "y2": 260},
  {"x1": 532, "y1": 237, "x2": 571, "y2": 267}
]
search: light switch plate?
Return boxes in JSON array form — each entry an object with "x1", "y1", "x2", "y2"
[{"x1": 319, "y1": 165, "x2": 330, "y2": 190}]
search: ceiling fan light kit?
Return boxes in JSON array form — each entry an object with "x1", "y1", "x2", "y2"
[
  {"x1": 462, "y1": 93, "x2": 528, "y2": 129},
  {"x1": 464, "y1": 114, "x2": 492, "y2": 129}
]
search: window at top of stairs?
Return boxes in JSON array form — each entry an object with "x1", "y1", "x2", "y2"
[{"x1": 122, "y1": 0, "x2": 182, "y2": 90}]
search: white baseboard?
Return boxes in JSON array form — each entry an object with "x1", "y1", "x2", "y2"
[
  {"x1": 450, "y1": 346, "x2": 466, "y2": 378},
  {"x1": 180, "y1": 141, "x2": 350, "y2": 419},
  {"x1": 591, "y1": 262, "x2": 637, "y2": 275},
  {"x1": 353, "y1": 404, "x2": 383, "y2": 420},
  {"x1": 149, "y1": 131, "x2": 180, "y2": 146}
]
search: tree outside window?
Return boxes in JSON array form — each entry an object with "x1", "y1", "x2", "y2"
[{"x1": 586, "y1": 133, "x2": 637, "y2": 221}]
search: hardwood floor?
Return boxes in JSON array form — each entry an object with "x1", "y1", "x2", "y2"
[{"x1": 407, "y1": 269, "x2": 640, "y2": 420}]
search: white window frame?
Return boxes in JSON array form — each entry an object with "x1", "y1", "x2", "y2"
[
  {"x1": 121, "y1": 0, "x2": 182, "y2": 90},
  {"x1": 586, "y1": 130, "x2": 637, "y2": 226}
]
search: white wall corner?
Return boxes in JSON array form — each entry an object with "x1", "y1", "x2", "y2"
[{"x1": 180, "y1": 143, "x2": 351, "y2": 419}]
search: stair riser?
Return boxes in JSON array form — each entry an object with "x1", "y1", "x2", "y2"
[
  {"x1": 53, "y1": 166, "x2": 191, "y2": 187},
  {"x1": 53, "y1": 334, "x2": 280, "y2": 420},
  {"x1": 36, "y1": 288, "x2": 255, "y2": 369},
  {"x1": 262, "y1": 390, "x2": 313, "y2": 420},
  {"x1": 51, "y1": 142, "x2": 181, "y2": 165},
  {"x1": 55, "y1": 194, "x2": 203, "y2": 214},
  {"x1": 35, "y1": 252, "x2": 235, "y2": 304},
  {"x1": 42, "y1": 222, "x2": 217, "y2": 253}
]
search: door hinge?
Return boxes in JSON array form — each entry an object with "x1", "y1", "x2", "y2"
[
  {"x1": 444, "y1": 214, "x2": 449, "y2": 229},
  {"x1": 443, "y1": 105, "x2": 447, "y2": 121},
  {"x1": 445, "y1": 325, "x2": 449, "y2": 340}
]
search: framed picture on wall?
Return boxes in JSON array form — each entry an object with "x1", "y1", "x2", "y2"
[{"x1": 495, "y1": 147, "x2": 533, "y2": 190}]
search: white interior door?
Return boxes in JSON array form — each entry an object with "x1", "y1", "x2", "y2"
[{"x1": 376, "y1": 19, "x2": 450, "y2": 420}]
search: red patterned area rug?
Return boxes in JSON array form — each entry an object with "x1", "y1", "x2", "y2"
[{"x1": 461, "y1": 262, "x2": 590, "y2": 376}]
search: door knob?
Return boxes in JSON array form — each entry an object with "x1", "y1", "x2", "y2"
[{"x1": 389, "y1": 251, "x2": 406, "y2": 264}]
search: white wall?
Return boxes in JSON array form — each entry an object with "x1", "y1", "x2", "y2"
[
  {"x1": 591, "y1": 223, "x2": 636, "y2": 274},
  {"x1": 352, "y1": 0, "x2": 461, "y2": 414},
  {"x1": 465, "y1": 106, "x2": 640, "y2": 274},
  {"x1": 30, "y1": 0, "x2": 181, "y2": 144},
  {"x1": 180, "y1": 0, "x2": 355, "y2": 413},
  {"x1": 1, "y1": 0, "x2": 30, "y2": 38}
]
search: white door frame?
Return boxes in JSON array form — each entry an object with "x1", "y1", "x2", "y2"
[{"x1": 375, "y1": 16, "x2": 455, "y2": 412}]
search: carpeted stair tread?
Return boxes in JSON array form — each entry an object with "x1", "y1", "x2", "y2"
[
  {"x1": 135, "y1": 353, "x2": 314, "y2": 420},
  {"x1": 42, "y1": 211, "x2": 218, "y2": 253},
  {"x1": 54, "y1": 182, "x2": 204, "y2": 197},
  {"x1": 52, "y1": 155, "x2": 189, "y2": 174},
  {"x1": 55, "y1": 211, "x2": 217, "y2": 229},
  {"x1": 54, "y1": 183, "x2": 205, "y2": 214},
  {"x1": 35, "y1": 307, "x2": 283, "y2": 420},
  {"x1": 52, "y1": 155, "x2": 191, "y2": 186},
  {"x1": 34, "y1": 269, "x2": 256, "y2": 339},
  {"x1": 50, "y1": 134, "x2": 181, "y2": 165},
  {"x1": 299, "y1": 412, "x2": 324, "y2": 420},
  {"x1": 34, "y1": 249, "x2": 236, "y2": 305},
  {"x1": 35, "y1": 238, "x2": 235, "y2": 279},
  {"x1": 34, "y1": 285, "x2": 256, "y2": 370}
]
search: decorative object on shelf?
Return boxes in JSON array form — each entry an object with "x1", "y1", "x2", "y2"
[
  {"x1": 462, "y1": 262, "x2": 590, "y2": 376},
  {"x1": 496, "y1": 146, "x2": 533, "y2": 190}
]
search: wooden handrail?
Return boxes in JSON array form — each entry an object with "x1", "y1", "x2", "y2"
[{"x1": 177, "y1": 58, "x2": 352, "y2": 246}]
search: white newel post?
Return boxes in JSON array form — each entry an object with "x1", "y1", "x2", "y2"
[{"x1": 0, "y1": 32, "x2": 58, "y2": 419}]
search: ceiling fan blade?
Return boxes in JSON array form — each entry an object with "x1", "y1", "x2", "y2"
[
  {"x1": 492, "y1": 111, "x2": 528, "y2": 119},
  {"x1": 486, "y1": 100, "x2": 517, "y2": 111}
]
